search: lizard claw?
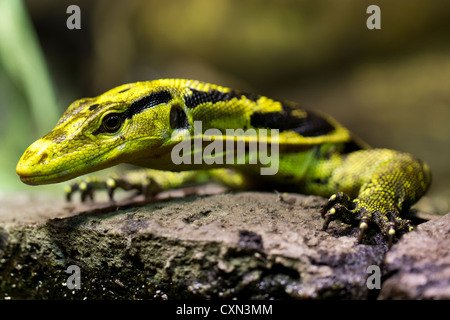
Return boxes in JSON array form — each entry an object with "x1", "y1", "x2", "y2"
[
  {"x1": 320, "y1": 192, "x2": 353, "y2": 218},
  {"x1": 321, "y1": 193, "x2": 357, "y2": 231},
  {"x1": 357, "y1": 220, "x2": 369, "y2": 244},
  {"x1": 387, "y1": 222, "x2": 396, "y2": 249},
  {"x1": 321, "y1": 208, "x2": 334, "y2": 231}
]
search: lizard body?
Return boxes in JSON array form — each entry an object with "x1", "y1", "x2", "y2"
[{"x1": 16, "y1": 79, "x2": 431, "y2": 244}]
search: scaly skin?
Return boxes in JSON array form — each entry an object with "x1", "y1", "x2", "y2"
[{"x1": 16, "y1": 79, "x2": 431, "y2": 245}]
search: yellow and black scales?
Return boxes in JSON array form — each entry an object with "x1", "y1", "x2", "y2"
[{"x1": 16, "y1": 79, "x2": 431, "y2": 245}]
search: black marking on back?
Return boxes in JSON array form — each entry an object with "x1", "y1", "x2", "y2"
[
  {"x1": 118, "y1": 88, "x2": 130, "y2": 93},
  {"x1": 123, "y1": 90, "x2": 172, "y2": 119},
  {"x1": 92, "y1": 90, "x2": 172, "y2": 135},
  {"x1": 185, "y1": 88, "x2": 259, "y2": 109},
  {"x1": 250, "y1": 104, "x2": 335, "y2": 137},
  {"x1": 341, "y1": 140, "x2": 363, "y2": 154}
]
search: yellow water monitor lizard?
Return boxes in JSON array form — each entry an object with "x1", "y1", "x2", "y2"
[{"x1": 16, "y1": 79, "x2": 431, "y2": 245}]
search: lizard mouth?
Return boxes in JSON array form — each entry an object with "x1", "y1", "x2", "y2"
[
  {"x1": 18, "y1": 170, "x2": 72, "y2": 185},
  {"x1": 16, "y1": 159, "x2": 89, "y2": 185},
  {"x1": 16, "y1": 150, "x2": 102, "y2": 186},
  {"x1": 16, "y1": 143, "x2": 131, "y2": 185},
  {"x1": 17, "y1": 136, "x2": 161, "y2": 185}
]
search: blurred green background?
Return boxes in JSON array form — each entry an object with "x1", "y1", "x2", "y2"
[{"x1": 0, "y1": 0, "x2": 449, "y2": 214}]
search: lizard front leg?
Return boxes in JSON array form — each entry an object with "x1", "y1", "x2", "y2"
[
  {"x1": 65, "y1": 169, "x2": 204, "y2": 202},
  {"x1": 306, "y1": 149, "x2": 431, "y2": 246},
  {"x1": 65, "y1": 168, "x2": 249, "y2": 202}
]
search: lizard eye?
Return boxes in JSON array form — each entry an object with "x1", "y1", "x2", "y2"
[{"x1": 102, "y1": 114, "x2": 122, "y2": 133}]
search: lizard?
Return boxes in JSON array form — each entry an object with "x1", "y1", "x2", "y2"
[{"x1": 16, "y1": 79, "x2": 432, "y2": 245}]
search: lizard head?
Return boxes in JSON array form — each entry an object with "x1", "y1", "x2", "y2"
[{"x1": 16, "y1": 80, "x2": 190, "y2": 185}]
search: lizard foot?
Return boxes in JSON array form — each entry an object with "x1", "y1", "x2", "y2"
[
  {"x1": 320, "y1": 192, "x2": 414, "y2": 247},
  {"x1": 64, "y1": 170, "x2": 201, "y2": 203},
  {"x1": 65, "y1": 174, "x2": 160, "y2": 202}
]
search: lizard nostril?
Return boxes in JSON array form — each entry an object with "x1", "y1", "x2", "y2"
[{"x1": 38, "y1": 153, "x2": 48, "y2": 164}]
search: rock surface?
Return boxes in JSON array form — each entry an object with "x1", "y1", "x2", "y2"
[
  {"x1": 0, "y1": 189, "x2": 448, "y2": 299},
  {"x1": 379, "y1": 213, "x2": 450, "y2": 299}
]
